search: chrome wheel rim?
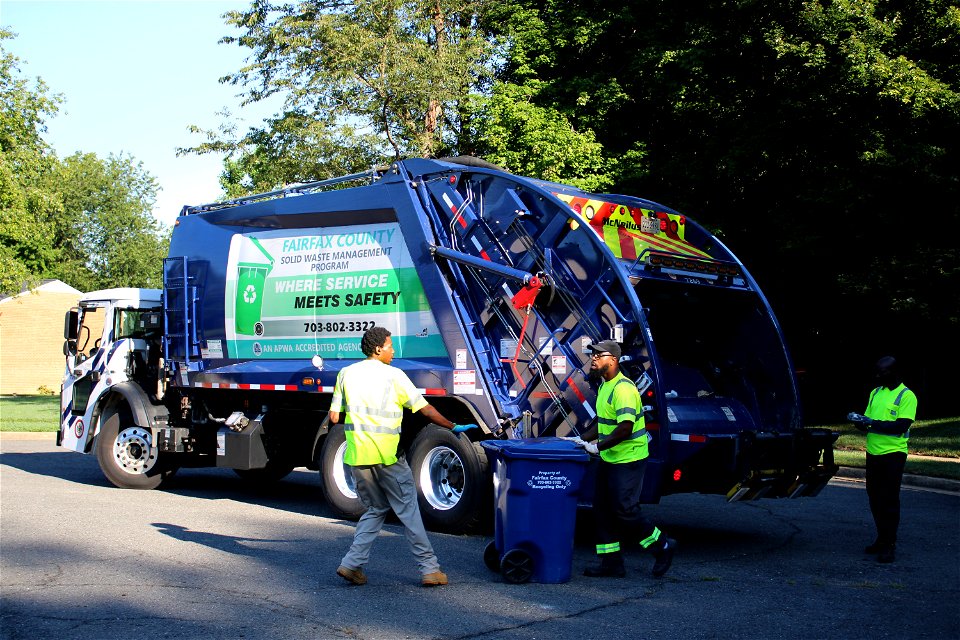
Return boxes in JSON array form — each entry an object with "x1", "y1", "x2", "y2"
[{"x1": 418, "y1": 446, "x2": 464, "y2": 511}]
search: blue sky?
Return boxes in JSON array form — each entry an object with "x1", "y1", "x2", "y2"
[{"x1": 2, "y1": 0, "x2": 276, "y2": 227}]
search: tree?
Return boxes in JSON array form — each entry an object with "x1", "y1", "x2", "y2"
[
  {"x1": 184, "y1": 0, "x2": 491, "y2": 192},
  {"x1": 47, "y1": 153, "x2": 167, "y2": 290},
  {"x1": 486, "y1": 0, "x2": 960, "y2": 418},
  {"x1": 463, "y1": 82, "x2": 616, "y2": 192}
]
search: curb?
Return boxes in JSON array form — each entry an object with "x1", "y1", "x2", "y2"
[
  {"x1": 0, "y1": 431, "x2": 57, "y2": 441},
  {"x1": 834, "y1": 466, "x2": 960, "y2": 494}
]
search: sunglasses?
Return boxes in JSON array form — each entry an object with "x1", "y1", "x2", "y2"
[{"x1": 590, "y1": 352, "x2": 615, "y2": 360}]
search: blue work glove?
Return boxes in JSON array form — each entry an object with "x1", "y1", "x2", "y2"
[
  {"x1": 846, "y1": 412, "x2": 873, "y2": 432},
  {"x1": 452, "y1": 423, "x2": 479, "y2": 434}
]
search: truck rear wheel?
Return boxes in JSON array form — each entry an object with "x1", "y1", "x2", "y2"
[
  {"x1": 319, "y1": 424, "x2": 365, "y2": 519},
  {"x1": 409, "y1": 426, "x2": 490, "y2": 534},
  {"x1": 95, "y1": 410, "x2": 176, "y2": 490}
]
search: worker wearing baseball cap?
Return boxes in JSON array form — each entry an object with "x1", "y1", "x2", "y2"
[{"x1": 573, "y1": 339, "x2": 676, "y2": 577}]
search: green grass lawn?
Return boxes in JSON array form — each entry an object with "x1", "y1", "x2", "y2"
[
  {"x1": 0, "y1": 395, "x2": 60, "y2": 432},
  {"x1": 814, "y1": 417, "x2": 960, "y2": 481}
]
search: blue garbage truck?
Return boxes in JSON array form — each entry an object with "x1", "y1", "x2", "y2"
[{"x1": 59, "y1": 157, "x2": 838, "y2": 533}]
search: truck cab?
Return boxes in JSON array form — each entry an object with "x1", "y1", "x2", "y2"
[{"x1": 60, "y1": 289, "x2": 167, "y2": 484}]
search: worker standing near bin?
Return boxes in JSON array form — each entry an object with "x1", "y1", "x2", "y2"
[
  {"x1": 330, "y1": 327, "x2": 477, "y2": 587},
  {"x1": 575, "y1": 340, "x2": 676, "y2": 578}
]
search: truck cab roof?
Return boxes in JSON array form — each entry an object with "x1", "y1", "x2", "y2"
[{"x1": 79, "y1": 288, "x2": 162, "y2": 307}]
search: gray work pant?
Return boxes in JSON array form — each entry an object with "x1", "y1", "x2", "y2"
[{"x1": 340, "y1": 456, "x2": 441, "y2": 575}]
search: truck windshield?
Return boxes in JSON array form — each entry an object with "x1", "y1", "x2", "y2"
[{"x1": 636, "y1": 279, "x2": 799, "y2": 430}]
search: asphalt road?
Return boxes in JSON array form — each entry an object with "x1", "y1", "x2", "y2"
[{"x1": 2, "y1": 434, "x2": 958, "y2": 640}]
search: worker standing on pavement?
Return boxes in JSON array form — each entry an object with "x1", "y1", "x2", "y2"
[
  {"x1": 848, "y1": 355, "x2": 917, "y2": 563},
  {"x1": 574, "y1": 339, "x2": 676, "y2": 578},
  {"x1": 330, "y1": 327, "x2": 478, "y2": 586}
]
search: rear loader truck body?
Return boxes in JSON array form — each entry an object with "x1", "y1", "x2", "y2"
[{"x1": 59, "y1": 157, "x2": 838, "y2": 532}]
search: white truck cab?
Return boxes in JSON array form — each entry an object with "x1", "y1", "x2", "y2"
[{"x1": 60, "y1": 289, "x2": 164, "y2": 476}]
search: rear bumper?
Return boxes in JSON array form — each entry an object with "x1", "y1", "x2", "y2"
[
  {"x1": 726, "y1": 428, "x2": 839, "y2": 501},
  {"x1": 659, "y1": 427, "x2": 839, "y2": 501}
]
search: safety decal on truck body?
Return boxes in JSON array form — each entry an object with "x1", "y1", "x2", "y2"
[
  {"x1": 555, "y1": 193, "x2": 711, "y2": 261},
  {"x1": 224, "y1": 222, "x2": 446, "y2": 360}
]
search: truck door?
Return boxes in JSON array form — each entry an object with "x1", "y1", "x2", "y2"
[{"x1": 60, "y1": 302, "x2": 109, "y2": 452}]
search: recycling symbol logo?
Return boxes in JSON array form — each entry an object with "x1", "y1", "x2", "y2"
[{"x1": 243, "y1": 284, "x2": 257, "y2": 304}]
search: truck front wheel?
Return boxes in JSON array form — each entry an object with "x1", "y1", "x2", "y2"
[
  {"x1": 95, "y1": 410, "x2": 176, "y2": 489},
  {"x1": 318, "y1": 424, "x2": 365, "y2": 519},
  {"x1": 409, "y1": 426, "x2": 489, "y2": 534}
]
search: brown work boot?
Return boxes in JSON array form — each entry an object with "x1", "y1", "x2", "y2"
[
  {"x1": 421, "y1": 570, "x2": 448, "y2": 586},
  {"x1": 336, "y1": 565, "x2": 367, "y2": 585}
]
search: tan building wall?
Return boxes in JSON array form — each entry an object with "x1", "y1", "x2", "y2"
[{"x1": 0, "y1": 281, "x2": 82, "y2": 395}]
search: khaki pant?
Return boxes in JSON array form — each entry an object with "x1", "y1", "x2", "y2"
[{"x1": 340, "y1": 456, "x2": 441, "y2": 575}]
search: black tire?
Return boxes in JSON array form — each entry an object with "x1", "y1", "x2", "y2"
[
  {"x1": 319, "y1": 423, "x2": 365, "y2": 519},
  {"x1": 483, "y1": 540, "x2": 501, "y2": 573},
  {"x1": 501, "y1": 549, "x2": 534, "y2": 584},
  {"x1": 408, "y1": 426, "x2": 490, "y2": 534},
  {"x1": 233, "y1": 462, "x2": 295, "y2": 483},
  {"x1": 95, "y1": 409, "x2": 176, "y2": 489}
]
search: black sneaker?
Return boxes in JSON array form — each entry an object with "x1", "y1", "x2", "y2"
[
  {"x1": 583, "y1": 555, "x2": 626, "y2": 578},
  {"x1": 877, "y1": 547, "x2": 896, "y2": 563},
  {"x1": 864, "y1": 541, "x2": 884, "y2": 554},
  {"x1": 652, "y1": 538, "x2": 677, "y2": 577}
]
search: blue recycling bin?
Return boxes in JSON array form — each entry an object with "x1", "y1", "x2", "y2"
[{"x1": 481, "y1": 438, "x2": 590, "y2": 583}]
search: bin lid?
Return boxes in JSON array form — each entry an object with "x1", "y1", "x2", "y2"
[{"x1": 480, "y1": 437, "x2": 591, "y2": 462}]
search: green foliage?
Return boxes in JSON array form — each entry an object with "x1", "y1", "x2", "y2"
[
  {"x1": 486, "y1": 0, "x2": 960, "y2": 419},
  {"x1": 186, "y1": 0, "x2": 956, "y2": 418},
  {"x1": 0, "y1": 29, "x2": 64, "y2": 293},
  {"x1": 465, "y1": 83, "x2": 615, "y2": 192},
  {"x1": 0, "y1": 31, "x2": 167, "y2": 295},
  {"x1": 184, "y1": 0, "x2": 493, "y2": 192},
  {"x1": 48, "y1": 152, "x2": 167, "y2": 289}
]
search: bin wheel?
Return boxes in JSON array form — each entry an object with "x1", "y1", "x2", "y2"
[
  {"x1": 500, "y1": 549, "x2": 534, "y2": 584},
  {"x1": 483, "y1": 541, "x2": 501, "y2": 573}
]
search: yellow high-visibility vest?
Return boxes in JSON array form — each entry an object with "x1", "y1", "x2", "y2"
[
  {"x1": 330, "y1": 359, "x2": 428, "y2": 465},
  {"x1": 596, "y1": 372, "x2": 647, "y2": 463}
]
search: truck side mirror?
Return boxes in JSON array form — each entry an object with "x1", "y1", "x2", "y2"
[{"x1": 64, "y1": 308, "x2": 79, "y2": 340}]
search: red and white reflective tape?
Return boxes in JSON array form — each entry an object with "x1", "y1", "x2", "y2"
[
  {"x1": 193, "y1": 382, "x2": 298, "y2": 391},
  {"x1": 565, "y1": 377, "x2": 597, "y2": 419},
  {"x1": 670, "y1": 433, "x2": 708, "y2": 443},
  {"x1": 193, "y1": 382, "x2": 446, "y2": 395}
]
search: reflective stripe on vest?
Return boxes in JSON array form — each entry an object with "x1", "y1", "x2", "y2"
[{"x1": 597, "y1": 374, "x2": 647, "y2": 463}]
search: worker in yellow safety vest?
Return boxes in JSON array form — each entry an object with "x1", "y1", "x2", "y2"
[
  {"x1": 573, "y1": 339, "x2": 676, "y2": 578},
  {"x1": 848, "y1": 355, "x2": 917, "y2": 564},
  {"x1": 331, "y1": 327, "x2": 478, "y2": 586}
]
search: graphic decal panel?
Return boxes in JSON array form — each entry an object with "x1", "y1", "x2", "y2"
[{"x1": 225, "y1": 223, "x2": 445, "y2": 360}]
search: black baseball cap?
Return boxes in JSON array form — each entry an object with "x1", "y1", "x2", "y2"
[{"x1": 587, "y1": 340, "x2": 622, "y2": 359}]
